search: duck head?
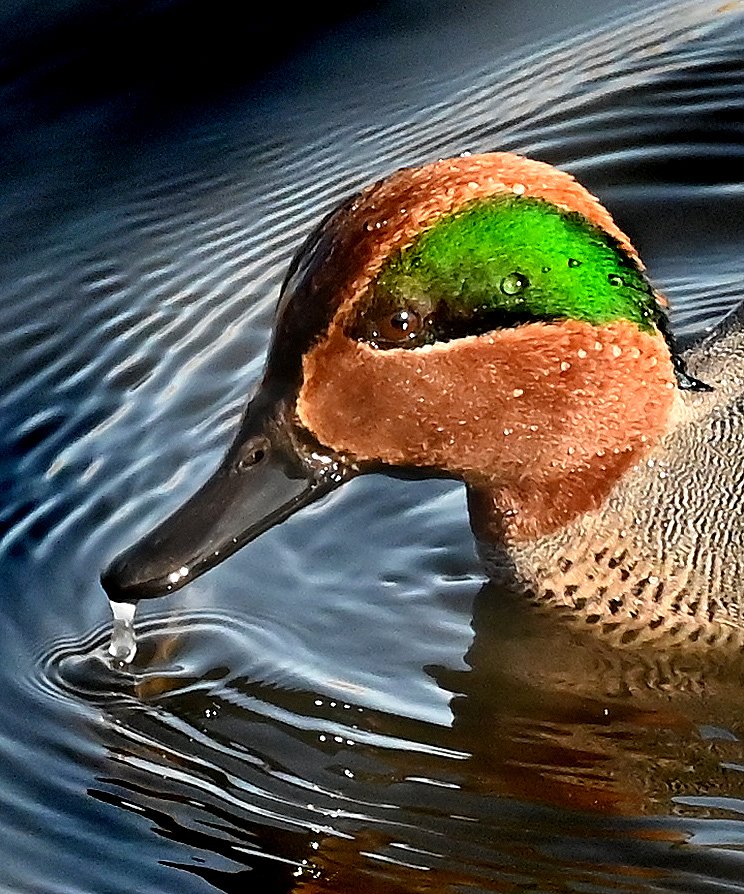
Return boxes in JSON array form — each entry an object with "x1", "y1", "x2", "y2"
[{"x1": 102, "y1": 152, "x2": 693, "y2": 603}]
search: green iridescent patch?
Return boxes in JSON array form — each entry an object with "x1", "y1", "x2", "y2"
[{"x1": 358, "y1": 195, "x2": 661, "y2": 346}]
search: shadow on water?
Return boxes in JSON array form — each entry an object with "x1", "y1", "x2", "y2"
[{"x1": 3, "y1": 0, "x2": 744, "y2": 891}]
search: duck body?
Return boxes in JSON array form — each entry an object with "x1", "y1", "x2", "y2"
[
  {"x1": 493, "y1": 303, "x2": 744, "y2": 647},
  {"x1": 102, "y1": 152, "x2": 744, "y2": 648}
]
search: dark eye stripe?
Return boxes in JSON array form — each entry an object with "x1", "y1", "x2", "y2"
[
  {"x1": 353, "y1": 303, "x2": 558, "y2": 349},
  {"x1": 352, "y1": 299, "x2": 709, "y2": 392},
  {"x1": 428, "y1": 306, "x2": 557, "y2": 343}
]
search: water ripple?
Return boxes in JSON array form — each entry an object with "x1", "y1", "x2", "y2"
[{"x1": 2, "y1": 0, "x2": 744, "y2": 891}]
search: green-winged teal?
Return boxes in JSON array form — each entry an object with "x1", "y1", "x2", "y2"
[{"x1": 102, "y1": 153, "x2": 744, "y2": 648}]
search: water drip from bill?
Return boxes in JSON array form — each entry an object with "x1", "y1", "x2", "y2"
[{"x1": 108, "y1": 601, "x2": 137, "y2": 664}]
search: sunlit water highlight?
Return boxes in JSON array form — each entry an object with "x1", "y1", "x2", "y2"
[{"x1": 3, "y1": 0, "x2": 744, "y2": 891}]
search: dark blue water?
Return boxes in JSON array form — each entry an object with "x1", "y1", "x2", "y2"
[{"x1": 3, "y1": 1, "x2": 744, "y2": 890}]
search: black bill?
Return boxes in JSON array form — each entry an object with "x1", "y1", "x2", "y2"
[{"x1": 100, "y1": 394, "x2": 354, "y2": 603}]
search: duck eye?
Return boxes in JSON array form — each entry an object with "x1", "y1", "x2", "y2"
[{"x1": 373, "y1": 308, "x2": 422, "y2": 344}]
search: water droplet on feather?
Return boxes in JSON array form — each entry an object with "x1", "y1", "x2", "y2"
[{"x1": 500, "y1": 272, "x2": 529, "y2": 295}]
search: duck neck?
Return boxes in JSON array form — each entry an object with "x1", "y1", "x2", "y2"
[
  {"x1": 465, "y1": 442, "x2": 648, "y2": 543},
  {"x1": 462, "y1": 321, "x2": 679, "y2": 543}
]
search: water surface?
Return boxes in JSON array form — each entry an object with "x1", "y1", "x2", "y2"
[{"x1": 3, "y1": 1, "x2": 744, "y2": 890}]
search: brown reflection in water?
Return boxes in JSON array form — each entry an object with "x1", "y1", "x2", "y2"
[
  {"x1": 438, "y1": 582, "x2": 744, "y2": 815},
  {"x1": 93, "y1": 582, "x2": 744, "y2": 892}
]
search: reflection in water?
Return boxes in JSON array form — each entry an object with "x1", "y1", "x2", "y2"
[
  {"x1": 45, "y1": 581, "x2": 744, "y2": 892},
  {"x1": 3, "y1": 0, "x2": 744, "y2": 891}
]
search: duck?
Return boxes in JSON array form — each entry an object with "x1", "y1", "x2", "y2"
[{"x1": 101, "y1": 152, "x2": 744, "y2": 649}]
